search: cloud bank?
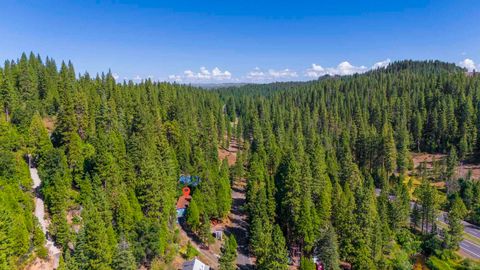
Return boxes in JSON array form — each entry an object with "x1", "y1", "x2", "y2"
[
  {"x1": 168, "y1": 67, "x2": 232, "y2": 82},
  {"x1": 458, "y1": 58, "x2": 477, "y2": 72},
  {"x1": 305, "y1": 59, "x2": 391, "y2": 78},
  {"x1": 245, "y1": 67, "x2": 298, "y2": 81},
  {"x1": 159, "y1": 57, "x2": 479, "y2": 84}
]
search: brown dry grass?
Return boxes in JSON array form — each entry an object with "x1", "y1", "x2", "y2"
[
  {"x1": 411, "y1": 152, "x2": 480, "y2": 180},
  {"x1": 218, "y1": 137, "x2": 240, "y2": 167},
  {"x1": 24, "y1": 257, "x2": 55, "y2": 270}
]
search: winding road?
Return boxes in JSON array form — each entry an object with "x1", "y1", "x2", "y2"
[{"x1": 30, "y1": 158, "x2": 61, "y2": 269}]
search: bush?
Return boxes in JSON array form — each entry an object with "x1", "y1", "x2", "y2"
[
  {"x1": 299, "y1": 257, "x2": 315, "y2": 270},
  {"x1": 185, "y1": 242, "x2": 199, "y2": 260},
  {"x1": 396, "y1": 228, "x2": 421, "y2": 254}
]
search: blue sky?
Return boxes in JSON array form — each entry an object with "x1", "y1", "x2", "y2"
[{"x1": 1, "y1": 0, "x2": 479, "y2": 83}]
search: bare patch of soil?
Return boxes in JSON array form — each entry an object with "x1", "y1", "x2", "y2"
[
  {"x1": 411, "y1": 152, "x2": 480, "y2": 180},
  {"x1": 218, "y1": 137, "x2": 240, "y2": 166},
  {"x1": 24, "y1": 257, "x2": 55, "y2": 270}
]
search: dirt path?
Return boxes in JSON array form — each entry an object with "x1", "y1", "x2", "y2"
[{"x1": 29, "y1": 157, "x2": 61, "y2": 269}]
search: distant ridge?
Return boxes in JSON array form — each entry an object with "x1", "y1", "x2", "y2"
[{"x1": 191, "y1": 82, "x2": 249, "y2": 89}]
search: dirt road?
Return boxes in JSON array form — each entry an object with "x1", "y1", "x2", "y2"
[{"x1": 29, "y1": 158, "x2": 61, "y2": 269}]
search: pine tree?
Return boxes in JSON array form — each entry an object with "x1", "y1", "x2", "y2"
[
  {"x1": 217, "y1": 160, "x2": 232, "y2": 219},
  {"x1": 186, "y1": 197, "x2": 200, "y2": 232},
  {"x1": 262, "y1": 225, "x2": 289, "y2": 270},
  {"x1": 315, "y1": 225, "x2": 340, "y2": 270},
  {"x1": 74, "y1": 205, "x2": 114, "y2": 270},
  {"x1": 444, "y1": 196, "x2": 467, "y2": 250},
  {"x1": 219, "y1": 235, "x2": 238, "y2": 270},
  {"x1": 112, "y1": 239, "x2": 137, "y2": 270},
  {"x1": 382, "y1": 122, "x2": 397, "y2": 174}
]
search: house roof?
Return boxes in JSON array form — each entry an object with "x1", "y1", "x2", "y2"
[
  {"x1": 176, "y1": 195, "x2": 191, "y2": 209},
  {"x1": 182, "y1": 258, "x2": 209, "y2": 270}
]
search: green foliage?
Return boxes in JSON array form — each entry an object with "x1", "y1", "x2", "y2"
[
  {"x1": 186, "y1": 196, "x2": 200, "y2": 232},
  {"x1": 4, "y1": 54, "x2": 480, "y2": 268},
  {"x1": 261, "y1": 225, "x2": 289, "y2": 270},
  {"x1": 299, "y1": 256, "x2": 316, "y2": 270},
  {"x1": 219, "y1": 235, "x2": 238, "y2": 270},
  {"x1": 184, "y1": 241, "x2": 199, "y2": 260},
  {"x1": 315, "y1": 225, "x2": 340, "y2": 270},
  {"x1": 444, "y1": 195, "x2": 467, "y2": 250},
  {"x1": 112, "y1": 239, "x2": 137, "y2": 270}
]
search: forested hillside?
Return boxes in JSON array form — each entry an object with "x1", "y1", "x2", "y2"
[
  {"x1": 218, "y1": 61, "x2": 480, "y2": 269},
  {"x1": 2, "y1": 54, "x2": 480, "y2": 270},
  {"x1": 0, "y1": 53, "x2": 229, "y2": 269}
]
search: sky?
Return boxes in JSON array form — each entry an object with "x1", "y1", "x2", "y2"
[{"x1": 0, "y1": 0, "x2": 479, "y2": 83}]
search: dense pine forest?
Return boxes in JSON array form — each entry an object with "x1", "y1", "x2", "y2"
[
  {"x1": 218, "y1": 61, "x2": 480, "y2": 270},
  {"x1": 0, "y1": 53, "x2": 230, "y2": 270},
  {"x1": 2, "y1": 54, "x2": 480, "y2": 270}
]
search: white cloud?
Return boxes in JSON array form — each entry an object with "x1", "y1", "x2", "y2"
[
  {"x1": 246, "y1": 67, "x2": 265, "y2": 80},
  {"x1": 133, "y1": 75, "x2": 142, "y2": 81},
  {"x1": 169, "y1": 66, "x2": 233, "y2": 82},
  {"x1": 458, "y1": 58, "x2": 477, "y2": 71},
  {"x1": 372, "y1": 59, "x2": 391, "y2": 69},
  {"x1": 305, "y1": 61, "x2": 367, "y2": 77},
  {"x1": 305, "y1": 59, "x2": 390, "y2": 78},
  {"x1": 336, "y1": 61, "x2": 368, "y2": 75},
  {"x1": 112, "y1": 73, "x2": 119, "y2": 80},
  {"x1": 168, "y1": 74, "x2": 182, "y2": 82},
  {"x1": 268, "y1": 68, "x2": 298, "y2": 78},
  {"x1": 245, "y1": 67, "x2": 297, "y2": 82},
  {"x1": 212, "y1": 67, "x2": 232, "y2": 80}
]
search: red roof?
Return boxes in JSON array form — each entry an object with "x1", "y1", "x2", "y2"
[{"x1": 176, "y1": 195, "x2": 191, "y2": 209}]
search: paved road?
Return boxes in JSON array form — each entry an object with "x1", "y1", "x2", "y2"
[
  {"x1": 226, "y1": 177, "x2": 254, "y2": 269},
  {"x1": 375, "y1": 188, "x2": 480, "y2": 260},
  {"x1": 437, "y1": 212, "x2": 480, "y2": 259}
]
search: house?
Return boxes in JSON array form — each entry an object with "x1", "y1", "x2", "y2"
[
  {"x1": 182, "y1": 258, "x2": 210, "y2": 270},
  {"x1": 176, "y1": 194, "x2": 191, "y2": 218}
]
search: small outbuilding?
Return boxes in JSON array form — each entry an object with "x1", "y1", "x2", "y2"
[
  {"x1": 182, "y1": 258, "x2": 210, "y2": 270},
  {"x1": 213, "y1": 230, "x2": 223, "y2": 240}
]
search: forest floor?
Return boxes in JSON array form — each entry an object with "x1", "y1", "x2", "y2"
[
  {"x1": 411, "y1": 152, "x2": 480, "y2": 180},
  {"x1": 218, "y1": 138, "x2": 239, "y2": 166}
]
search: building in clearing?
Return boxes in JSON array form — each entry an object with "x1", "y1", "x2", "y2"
[
  {"x1": 176, "y1": 194, "x2": 191, "y2": 218},
  {"x1": 182, "y1": 258, "x2": 210, "y2": 270}
]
